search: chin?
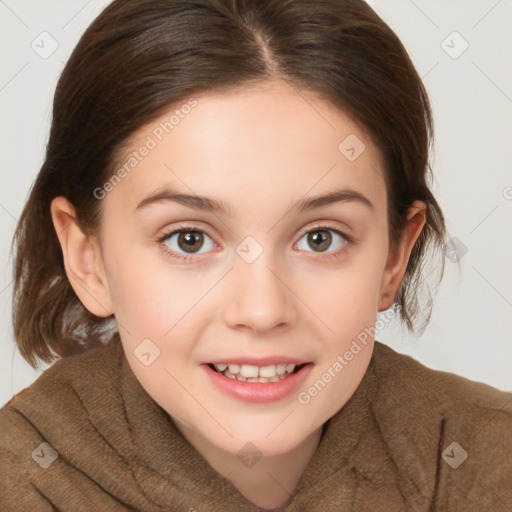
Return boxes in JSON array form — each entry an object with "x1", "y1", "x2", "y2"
[{"x1": 206, "y1": 418, "x2": 318, "y2": 457}]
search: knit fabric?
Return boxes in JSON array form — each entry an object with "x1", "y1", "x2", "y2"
[{"x1": 1, "y1": 335, "x2": 511, "y2": 511}]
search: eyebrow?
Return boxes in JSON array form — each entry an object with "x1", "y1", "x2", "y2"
[{"x1": 135, "y1": 186, "x2": 374, "y2": 215}]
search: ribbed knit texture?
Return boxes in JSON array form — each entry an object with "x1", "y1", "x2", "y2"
[{"x1": 1, "y1": 335, "x2": 511, "y2": 511}]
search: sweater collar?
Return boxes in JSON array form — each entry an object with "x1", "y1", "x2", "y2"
[{"x1": 111, "y1": 335, "x2": 439, "y2": 510}]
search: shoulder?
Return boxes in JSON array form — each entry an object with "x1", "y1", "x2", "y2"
[
  {"x1": 1, "y1": 335, "x2": 124, "y2": 434},
  {"x1": 0, "y1": 337, "x2": 125, "y2": 510},
  {"x1": 371, "y1": 341, "x2": 512, "y2": 510},
  {"x1": 2, "y1": 335, "x2": 123, "y2": 411},
  {"x1": 372, "y1": 340, "x2": 512, "y2": 411}
]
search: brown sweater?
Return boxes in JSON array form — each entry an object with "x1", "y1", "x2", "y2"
[{"x1": 1, "y1": 335, "x2": 511, "y2": 511}]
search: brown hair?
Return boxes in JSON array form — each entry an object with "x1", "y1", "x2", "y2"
[{"x1": 12, "y1": 0, "x2": 447, "y2": 369}]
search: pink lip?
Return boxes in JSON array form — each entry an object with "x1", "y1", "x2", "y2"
[
  {"x1": 205, "y1": 357, "x2": 309, "y2": 366},
  {"x1": 201, "y1": 362, "x2": 313, "y2": 403}
]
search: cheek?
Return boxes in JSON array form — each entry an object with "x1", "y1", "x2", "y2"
[
  {"x1": 310, "y1": 256, "x2": 385, "y2": 337},
  {"x1": 104, "y1": 249, "x2": 214, "y2": 352},
  {"x1": 101, "y1": 245, "x2": 173, "y2": 335},
  {"x1": 304, "y1": 266, "x2": 381, "y2": 412}
]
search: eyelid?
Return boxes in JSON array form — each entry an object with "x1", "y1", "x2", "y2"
[
  {"x1": 156, "y1": 220, "x2": 354, "y2": 260},
  {"x1": 157, "y1": 221, "x2": 353, "y2": 244},
  {"x1": 156, "y1": 223, "x2": 218, "y2": 246},
  {"x1": 296, "y1": 222, "x2": 354, "y2": 244}
]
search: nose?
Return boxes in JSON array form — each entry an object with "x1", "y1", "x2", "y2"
[{"x1": 222, "y1": 251, "x2": 298, "y2": 334}]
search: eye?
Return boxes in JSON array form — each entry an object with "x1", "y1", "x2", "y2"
[
  {"x1": 158, "y1": 226, "x2": 216, "y2": 260},
  {"x1": 157, "y1": 223, "x2": 352, "y2": 262},
  {"x1": 296, "y1": 225, "x2": 350, "y2": 256}
]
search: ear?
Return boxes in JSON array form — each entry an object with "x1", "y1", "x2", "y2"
[
  {"x1": 378, "y1": 200, "x2": 427, "y2": 311},
  {"x1": 50, "y1": 196, "x2": 114, "y2": 318}
]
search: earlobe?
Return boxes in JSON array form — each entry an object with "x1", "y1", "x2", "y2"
[
  {"x1": 378, "y1": 201, "x2": 427, "y2": 311},
  {"x1": 50, "y1": 196, "x2": 114, "y2": 318}
]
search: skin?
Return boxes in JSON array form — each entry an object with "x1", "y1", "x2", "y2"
[{"x1": 51, "y1": 79, "x2": 426, "y2": 509}]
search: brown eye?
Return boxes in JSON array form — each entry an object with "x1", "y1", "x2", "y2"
[
  {"x1": 178, "y1": 231, "x2": 204, "y2": 253},
  {"x1": 161, "y1": 229, "x2": 215, "y2": 257},
  {"x1": 307, "y1": 230, "x2": 332, "y2": 252},
  {"x1": 296, "y1": 227, "x2": 348, "y2": 254}
]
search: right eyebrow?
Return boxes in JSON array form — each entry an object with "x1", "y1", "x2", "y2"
[{"x1": 136, "y1": 187, "x2": 236, "y2": 216}]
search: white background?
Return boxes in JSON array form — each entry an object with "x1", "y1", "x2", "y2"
[{"x1": 1, "y1": 0, "x2": 511, "y2": 408}]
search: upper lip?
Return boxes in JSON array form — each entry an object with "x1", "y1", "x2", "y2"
[{"x1": 204, "y1": 357, "x2": 310, "y2": 366}]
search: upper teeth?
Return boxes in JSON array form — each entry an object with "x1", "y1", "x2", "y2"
[{"x1": 214, "y1": 363, "x2": 297, "y2": 378}]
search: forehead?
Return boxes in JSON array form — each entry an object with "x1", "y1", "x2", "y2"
[{"x1": 104, "y1": 79, "x2": 387, "y2": 218}]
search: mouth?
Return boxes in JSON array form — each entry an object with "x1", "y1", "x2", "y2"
[
  {"x1": 207, "y1": 362, "x2": 307, "y2": 383},
  {"x1": 202, "y1": 360, "x2": 314, "y2": 403}
]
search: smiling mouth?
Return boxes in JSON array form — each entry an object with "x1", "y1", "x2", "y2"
[{"x1": 207, "y1": 362, "x2": 306, "y2": 383}]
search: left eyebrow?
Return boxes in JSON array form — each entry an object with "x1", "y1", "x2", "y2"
[
  {"x1": 135, "y1": 186, "x2": 374, "y2": 215},
  {"x1": 287, "y1": 188, "x2": 374, "y2": 213}
]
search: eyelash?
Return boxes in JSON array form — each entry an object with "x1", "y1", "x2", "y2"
[{"x1": 156, "y1": 223, "x2": 354, "y2": 262}]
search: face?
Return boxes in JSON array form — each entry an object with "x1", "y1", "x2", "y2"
[{"x1": 80, "y1": 80, "x2": 406, "y2": 458}]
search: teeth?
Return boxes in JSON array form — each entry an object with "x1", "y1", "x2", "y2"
[
  {"x1": 276, "y1": 364, "x2": 287, "y2": 375},
  {"x1": 259, "y1": 365, "x2": 277, "y2": 378},
  {"x1": 228, "y1": 364, "x2": 240, "y2": 374},
  {"x1": 212, "y1": 362, "x2": 302, "y2": 380},
  {"x1": 240, "y1": 364, "x2": 259, "y2": 378}
]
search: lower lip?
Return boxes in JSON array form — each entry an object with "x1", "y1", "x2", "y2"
[{"x1": 201, "y1": 363, "x2": 313, "y2": 403}]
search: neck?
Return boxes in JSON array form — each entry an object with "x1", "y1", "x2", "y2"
[{"x1": 173, "y1": 420, "x2": 325, "y2": 510}]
